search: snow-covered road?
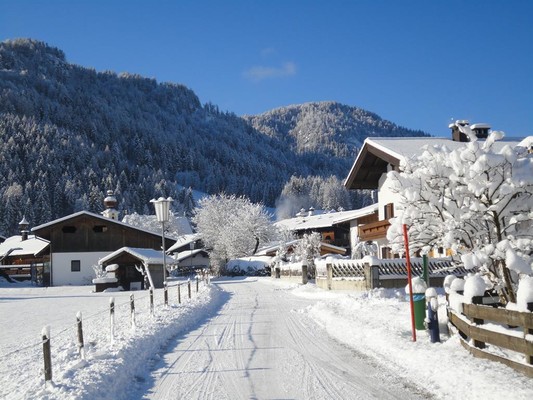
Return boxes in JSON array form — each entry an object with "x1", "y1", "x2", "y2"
[{"x1": 138, "y1": 278, "x2": 431, "y2": 399}]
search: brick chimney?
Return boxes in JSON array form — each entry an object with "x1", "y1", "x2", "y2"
[{"x1": 449, "y1": 120, "x2": 491, "y2": 142}]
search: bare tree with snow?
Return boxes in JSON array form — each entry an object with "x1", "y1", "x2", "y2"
[
  {"x1": 387, "y1": 131, "x2": 533, "y2": 304},
  {"x1": 192, "y1": 194, "x2": 276, "y2": 274}
]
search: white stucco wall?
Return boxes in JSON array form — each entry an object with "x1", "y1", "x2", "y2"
[
  {"x1": 51, "y1": 252, "x2": 110, "y2": 286},
  {"x1": 350, "y1": 220, "x2": 360, "y2": 253},
  {"x1": 377, "y1": 168, "x2": 399, "y2": 220}
]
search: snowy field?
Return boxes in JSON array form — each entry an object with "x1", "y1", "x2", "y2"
[{"x1": 0, "y1": 277, "x2": 532, "y2": 399}]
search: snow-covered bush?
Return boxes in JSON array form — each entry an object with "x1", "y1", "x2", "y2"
[
  {"x1": 443, "y1": 274, "x2": 456, "y2": 294},
  {"x1": 387, "y1": 131, "x2": 533, "y2": 304},
  {"x1": 293, "y1": 232, "x2": 321, "y2": 277}
]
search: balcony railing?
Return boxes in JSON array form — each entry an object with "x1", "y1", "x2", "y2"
[{"x1": 358, "y1": 219, "x2": 391, "y2": 241}]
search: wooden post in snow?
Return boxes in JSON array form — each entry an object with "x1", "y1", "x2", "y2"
[
  {"x1": 42, "y1": 326, "x2": 52, "y2": 383},
  {"x1": 76, "y1": 312, "x2": 85, "y2": 360}
]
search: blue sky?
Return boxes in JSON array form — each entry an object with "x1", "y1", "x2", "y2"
[{"x1": 1, "y1": 0, "x2": 531, "y2": 137}]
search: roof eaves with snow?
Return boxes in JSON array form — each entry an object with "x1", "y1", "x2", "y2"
[
  {"x1": 31, "y1": 210, "x2": 177, "y2": 240},
  {"x1": 173, "y1": 248, "x2": 208, "y2": 262},
  {"x1": 275, "y1": 206, "x2": 378, "y2": 232},
  {"x1": 99, "y1": 247, "x2": 178, "y2": 265},
  {"x1": 345, "y1": 136, "x2": 527, "y2": 190},
  {"x1": 0, "y1": 235, "x2": 50, "y2": 257},
  {"x1": 167, "y1": 233, "x2": 201, "y2": 253}
]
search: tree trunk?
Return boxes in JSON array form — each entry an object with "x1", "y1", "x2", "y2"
[{"x1": 500, "y1": 260, "x2": 517, "y2": 304}]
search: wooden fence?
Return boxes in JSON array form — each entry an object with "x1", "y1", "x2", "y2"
[
  {"x1": 311, "y1": 257, "x2": 469, "y2": 290},
  {"x1": 448, "y1": 301, "x2": 533, "y2": 378}
]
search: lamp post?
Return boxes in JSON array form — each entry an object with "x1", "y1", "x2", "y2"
[{"x1": 150, "y1": 197, "x2": 173, "y2": 286}]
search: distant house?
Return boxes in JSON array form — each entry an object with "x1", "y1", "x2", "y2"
[
  {"x1": 256, "y1": 239, "x2": 347, "y2": 258},
  {"x1": 344, "y1": 121, "x2": 528, "y2": 259},
  {"x1": 31, "y1": 193, "x2": 177, "y2": 286},
  {"x1": 0, "y1": 218, "x2": 50, "y2": 284},
  {"x1": 274, "y1": 205, "x2": 378, "y2": 257},
  {"x1": 167, "y1": 233, "x2": 210, "y2": 274}
]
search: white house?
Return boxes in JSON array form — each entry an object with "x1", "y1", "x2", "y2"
[{"x1": 344, "y1": 121, "x2": 529, "y2": 258}]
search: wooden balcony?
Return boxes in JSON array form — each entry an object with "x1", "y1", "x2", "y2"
[{"x1": 358, "y1": 219, "x2": 391, "y2": 241}]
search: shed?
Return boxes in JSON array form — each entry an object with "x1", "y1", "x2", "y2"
[{"x1": 97, "y1": 247, "x2": 178, "y2": 291}]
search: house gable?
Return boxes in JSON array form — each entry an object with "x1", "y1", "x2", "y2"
[
  {"x1": 32, "y1": 211, "x2": 175, "y2": 253},
  {"x1": 344, "y1": 140, "x2": 401, "y2": 190}
]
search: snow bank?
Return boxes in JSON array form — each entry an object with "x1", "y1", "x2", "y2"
[
  {"x1": 0, "y1": 282, "x2": 221, "y2": 400},
  {"x1": 262, "y1": 278, "x2": 533, "y2": 400},
  {"x1": 463, "y1": 274, "x2": 487, "y2": 303},
  {"x1": 225, "y1": 256, "x2": 272, "y2": 276}
]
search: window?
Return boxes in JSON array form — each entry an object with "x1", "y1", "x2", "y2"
[
  {"x1": 71, "y1": 260, "x2": 81, "y2": 272},
  {"x1": 384, "y1": 203, "x2": 394, "y2": 220}
]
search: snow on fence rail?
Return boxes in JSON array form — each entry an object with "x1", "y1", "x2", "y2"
[
  {"x1": 0, "y1": 275, "x2": 209, "y2": 394},
  {"x1": 447, "y1": 296, "x2": 533, "y2": 378}
]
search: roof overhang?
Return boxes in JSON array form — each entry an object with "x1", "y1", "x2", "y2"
[
  {"x1": 344, "y1": 139, "x2": 401, "y2": 190},
  {"x1": 99, "y1": 247, "x2": 178, "y2": 266}
]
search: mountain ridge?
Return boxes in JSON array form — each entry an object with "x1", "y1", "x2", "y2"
[{"x1": 0, "y1": 38, "x2": 428, "y2": 235}]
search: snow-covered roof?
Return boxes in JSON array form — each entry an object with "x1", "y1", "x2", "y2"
[
  {"x1": 366, "y1": 136, "x2": 524, "y2": 162},
  {"x1": 0, "y1": 235, "x2": 50, "y2": 258},
  {"x1": 32, "y1": 210, "x2": 178, "y2": 240},
  {"x1": 167, "y1": 233, "x2": 201, "y2": 253},
  {"x1": 345, "y1": 135, "x2": 530, "y2": 190},
  {"x1": 274, "y1": 204, "x2": 378, "y2": 231},
  {"x1": 172, "y1": 248, "x2": 208, "y2": 262},
  {"x1": 99, "y1": 247, "x2": 179, "y2": 265},
  {"x1": 256, "y1": 239, "x2": 346, "y2": 256}
]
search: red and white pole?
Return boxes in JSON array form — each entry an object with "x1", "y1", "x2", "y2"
[{"x1": 403, "y1": 224, "x2": 416, "y2": 342}]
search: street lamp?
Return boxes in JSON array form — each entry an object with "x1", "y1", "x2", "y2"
[{"x1": 150, "y1": 197, "x2": 173, "y2": 285}]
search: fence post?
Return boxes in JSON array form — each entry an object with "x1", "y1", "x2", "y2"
[
  {"x1": 364, "y1": 260, "x2": 380, "y2": 289},
  {"x1": 326, "y1": 263, "x2": 332, "y2": 290},
  {"x1": 42, "y1": 326, "x2": 52, "y2": 384},
  {"x1": 109, "y1": 297, "x2": 115, "y2": 345},
  {"x1": 76, "y1": 312, "x2": 85, "y2": 360},
  {"x1": 188, "y1": 279, "x2": 191, "y2": 299},
  {"x1": 470, "y1": 297, "x2": 486, "y2": 349},
  {"x1": 130, "y1": 293, "x2": 136, "y2": 329},
  {"x1": 150, "y1": 288, "x2": 154, "y2": 315},
  {"x1": 178, "y1": 283, "x2": 181, "y2": 304},
  {"x1": 164, "y1": 282, "x2": 168, "y2": 306},
  {"x1": 196, "y1": 276, "x2": 199, "y2": 293},
  {"x1": 524, "y1": 302, "x2": 533, "y2": 365}
]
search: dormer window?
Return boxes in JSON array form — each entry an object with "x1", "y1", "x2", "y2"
[
  {"x1": 62, "y1": 226, "x2": 77, "y2": 233},
  {"x1": 93, "y1": 225, "x2": 108, "y2": 233}
]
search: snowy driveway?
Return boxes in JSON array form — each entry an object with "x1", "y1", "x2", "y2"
[{"x1": 137, "y1": 278, "x2": 430, "y2": 400}]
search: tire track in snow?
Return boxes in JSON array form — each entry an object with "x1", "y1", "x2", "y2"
[{"x1": 139, "y1": 278, "x2": 432, "y2": 400}]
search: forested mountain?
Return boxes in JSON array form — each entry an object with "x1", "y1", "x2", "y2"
[
  {"x1": 244, "y1": 102, "x2": 428, "y2": 178},
  {"x1": 0, "y1": 39, "x2": 428, "y2": 235}
]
